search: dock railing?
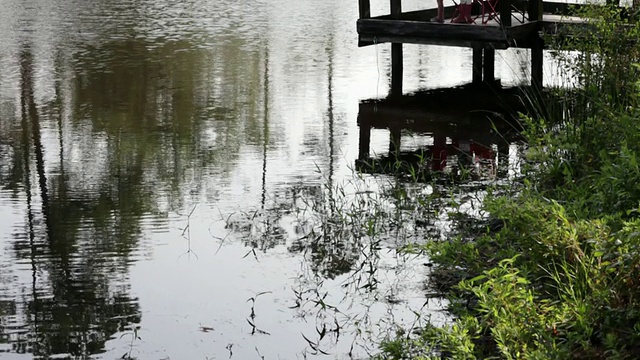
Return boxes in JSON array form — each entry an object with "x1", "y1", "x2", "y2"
[
  {"x1": 357, "y1": 0, "x2": 632, "y2": 28},
  {"x1": 356, "y1": 0, "x2": 635, "y2": 90}
]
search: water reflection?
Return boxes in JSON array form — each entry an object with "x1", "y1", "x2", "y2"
[
  {"x1": 357, "y1": 85, "x2": 524, "y2": 182},
  {"x1": 0, "y1": 0, "x2": 534, "y2": 358},
  {"x1": 1, "y1": 16, "x2": 271, "y2": 359},
  {"x1": 0, "y1": 43, "x2": 141, "y2": 359}
]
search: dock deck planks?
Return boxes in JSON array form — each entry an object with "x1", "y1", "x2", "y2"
[{"x1": 357, "y1": 12, "x2": 589, "y2": 49}]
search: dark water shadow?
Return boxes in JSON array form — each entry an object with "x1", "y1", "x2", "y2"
[{"x1": 356, "y1": 83, "x2": 526, "y2": 184}]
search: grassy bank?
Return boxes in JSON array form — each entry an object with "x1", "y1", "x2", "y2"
[{"x1": 380, "y1": 4, "x2": 640, "y2": 359}]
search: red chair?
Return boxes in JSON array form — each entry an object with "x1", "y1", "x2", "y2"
[
  {"x1": 451, "y1": 0, "x2": 525, "y2": 25},
  {"x1": 474, "y1": 0, "x2": 500, "y2": 25},
  {"x1": 455, "y1": 0, "x2": 499, "y2": 25}
]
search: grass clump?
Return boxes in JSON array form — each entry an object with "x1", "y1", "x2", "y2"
[{"x1": 379, "y1": 3, "x2": 640, "y2": 359}]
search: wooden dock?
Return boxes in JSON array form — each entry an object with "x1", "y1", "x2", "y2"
[
  {"x1": 357, "y1": 0, "x2": 598, "y2": 90},
  {"x1": 353, "y1": 1, "x2": 622, "y2": 180}
]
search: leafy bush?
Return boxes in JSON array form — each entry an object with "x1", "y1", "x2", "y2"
[{"x1": 379, "y1": 3, "x2": 640, "y2": 359}]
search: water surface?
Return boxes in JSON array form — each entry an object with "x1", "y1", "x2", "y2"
[{"x1": 0, "y1": 0, "x2": 530, "y2": 358}]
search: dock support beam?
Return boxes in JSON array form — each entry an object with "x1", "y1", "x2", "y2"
[
  {"x1": 359, "y1": 0, "x2": 371, "y2": 19},
  {"x1": 472, "y1": 47, "x2": 483, "y2": 84},
  {"x1": 358, "y1": 123, "x2": 371, "y2": 159},
  {"x1": 484, "y1": 47, "x2": 495, "y2": 84},
  {"x1": 527, "y1": 0, "x2": 543, "y2": 21},
  {"x1": 390, "y1": 0, "x2": 401, "y2": 17},
  {"x1": 391, "y1": 44, "x2": 403, "y2": 96},
  {"x1": 497, "y1": 142, "x2": 509, "y2": 178},
  {"x1": 432, "y1": 134, "x2": 447, "y2": 171},
  {"x1": 500, "y1": 0, "x2": 512, "y2": 27},
  {"x1": 390, "y1": 0, "x2": 403, "y2": 96},
  {"x1": 472, "y1": 47, "x2": 495, "y2": 85},
  {"x1": 531, "y1": 37, "x2": 544, "y2": 88},
  {"x1": 389, "y1": 127, "x2": 402, "y2": 157},
  {"x1": 528, "y1": 0, "x2": 543, "y2": 88}
]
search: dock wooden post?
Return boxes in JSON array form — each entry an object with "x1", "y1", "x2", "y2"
[
  {"x1": 359, "y1": 0, "x2": 371, "y2": 19},
  {"x1": 472, "y1": 47, "x2": 483, "y2": 84},
  {"x1": 390, "y1": 0, "x2": 403, "y2": 97},
  {"x1": 500, "y1": 0, "x2": 512, "y2": 27},
  {"x1": 531, "y1": 36, "x2": 544, "y2": 88},
  {"x1": 497, "y1": 142, "x2": 509, "y2": 178},
  {"x1": 389, "y1": 126, "x2": 402, "y2": 157},
  {"x1": 391, "y1": 44, "x2": 403, "y2": 96},
  {"x1": 432, "y1": 134, "x2": 447, "y2": 171},
  {"x1": 525, "y1": 0, "x2": 543, "y2": 88},
  {"x1": 527, "y1": 0, "x2": 543, "y2": 21},
  {"x1": 358, "y1": 123, "x2": 371, "y2": 159},
  {"x1": 390, "y1": 0, "x2": 401, "y2": 18},
  {"x1": 483, "y1": 47, "x2": 495, "y2": 84}
]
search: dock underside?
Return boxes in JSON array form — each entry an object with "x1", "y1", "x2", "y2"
[
  {"x1": 357, "y1": 9, "x2": 588, "y2": 49},
  {"x1": 358, "y1": 85, "x2": 526, "y2": 128}
]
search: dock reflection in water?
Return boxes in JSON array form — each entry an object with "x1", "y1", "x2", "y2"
[
  {"x1": 356, "y1": 85, "x2": 524, "y2": 183},
  {"x1": 0, "y1": 0, "x2": 538, "y2": 358}
]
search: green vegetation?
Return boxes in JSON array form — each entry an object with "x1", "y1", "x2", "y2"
[{"x1": 380, "y1": 4, "x2": 640, "y2": 359}]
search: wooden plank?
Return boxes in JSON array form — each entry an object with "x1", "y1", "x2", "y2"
[
  {"x1": 506, "y1": 21, "x2": 539, "y2": 44},
  {"x1": 357, "y1": 19, "x2": 509, "y2": 43},
  {"x1": 359, "y1": 108, "x2": 475, "y2": 131},
  {"x1": 506, "y1": 22, "x2": 540, "y2": 40},
  {"x1": 358, "y1": 17, "x2": 598, "y2": 49},
  {"x1": 543, "y1": 1, "x2": 571, "y2": 14},
  {"x1": 357, "y1": 85, "x2": 526, "y2": 130},
  {"x1": 541, "y1": 2, "x2": 594, "y2": 16},
  {"x1": 359, "y1": 35, "x2": 510, "y2": 49},
  {"x1": 358, "y1": 38, "x2": 376, "y2": 47},
  {"x1": 359, "y1": 0, "x2": 371, "y2": 19},
  {"x1": 540, "y1": 20, "x2": 593, "y2": 38}
]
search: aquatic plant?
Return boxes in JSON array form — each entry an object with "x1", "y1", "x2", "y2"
[
  {"x1": 378, "y1": 3, "x2": 640, "y2": 359},
  {"x1": 221, "y1": 137, "x2": 508, "y2": 356}
]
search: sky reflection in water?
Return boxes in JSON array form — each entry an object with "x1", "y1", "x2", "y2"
[{"x1": 0, "y1": 0, "x2": 534, "y2": 358}]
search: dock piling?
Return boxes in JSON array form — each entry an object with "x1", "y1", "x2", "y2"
[
  {"x1": 390, "y1": 0, "x2": 403, "y2": 96},
  {"x1": 358, "y1": 122, "x2": 371, "y2": 159},
  {"x1": 355, "y1": 0, "x2": 603, "y2": 98},
  {"x1": 391, "y1": 44, "x2": 403, "y2": 96},
  {"x1": 483, "y1": 47, "x2": 495, "y2": 84},
  {"x1": 390, "y1": 0, "x2": 401, "y2": 17},
  {"x1": 531, "y1": 37, "x2": 544, "y2": 88},
  {"x1": 500, "y1": 0, "x2": 512, "y2": 27},
  {"x1": 472, "y1": 47, "x2": 483, "y2": 84},
  {"x1": 389, "y1": 127, "x2": 402, "y2": 157},
  {"x1": 527, "y1": 0, "x2": 543, "y2": 21},
  {"x1": 359, "y1": 0, "x2": 371, "y2": 19}
]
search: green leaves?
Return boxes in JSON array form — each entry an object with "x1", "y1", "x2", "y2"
[{"x1": 380, "y1": 12, "x2": 640, "y2": 355}]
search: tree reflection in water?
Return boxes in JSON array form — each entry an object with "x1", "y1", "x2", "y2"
[
  {"x1": 0, "y1": 13, "x2": 273, "y2": 355},
  {"x1": 0, "y1": 44, "x2": 142, "y2": 359}
]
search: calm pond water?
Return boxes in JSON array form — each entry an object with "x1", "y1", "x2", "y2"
[{"x1": 0, "y1": 0, "x2": 534, "y2": 358}]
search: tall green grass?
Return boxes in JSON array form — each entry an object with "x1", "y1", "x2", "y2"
[{"x1": 379, "y1": 4, "x2": 640, "y2": 359}]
